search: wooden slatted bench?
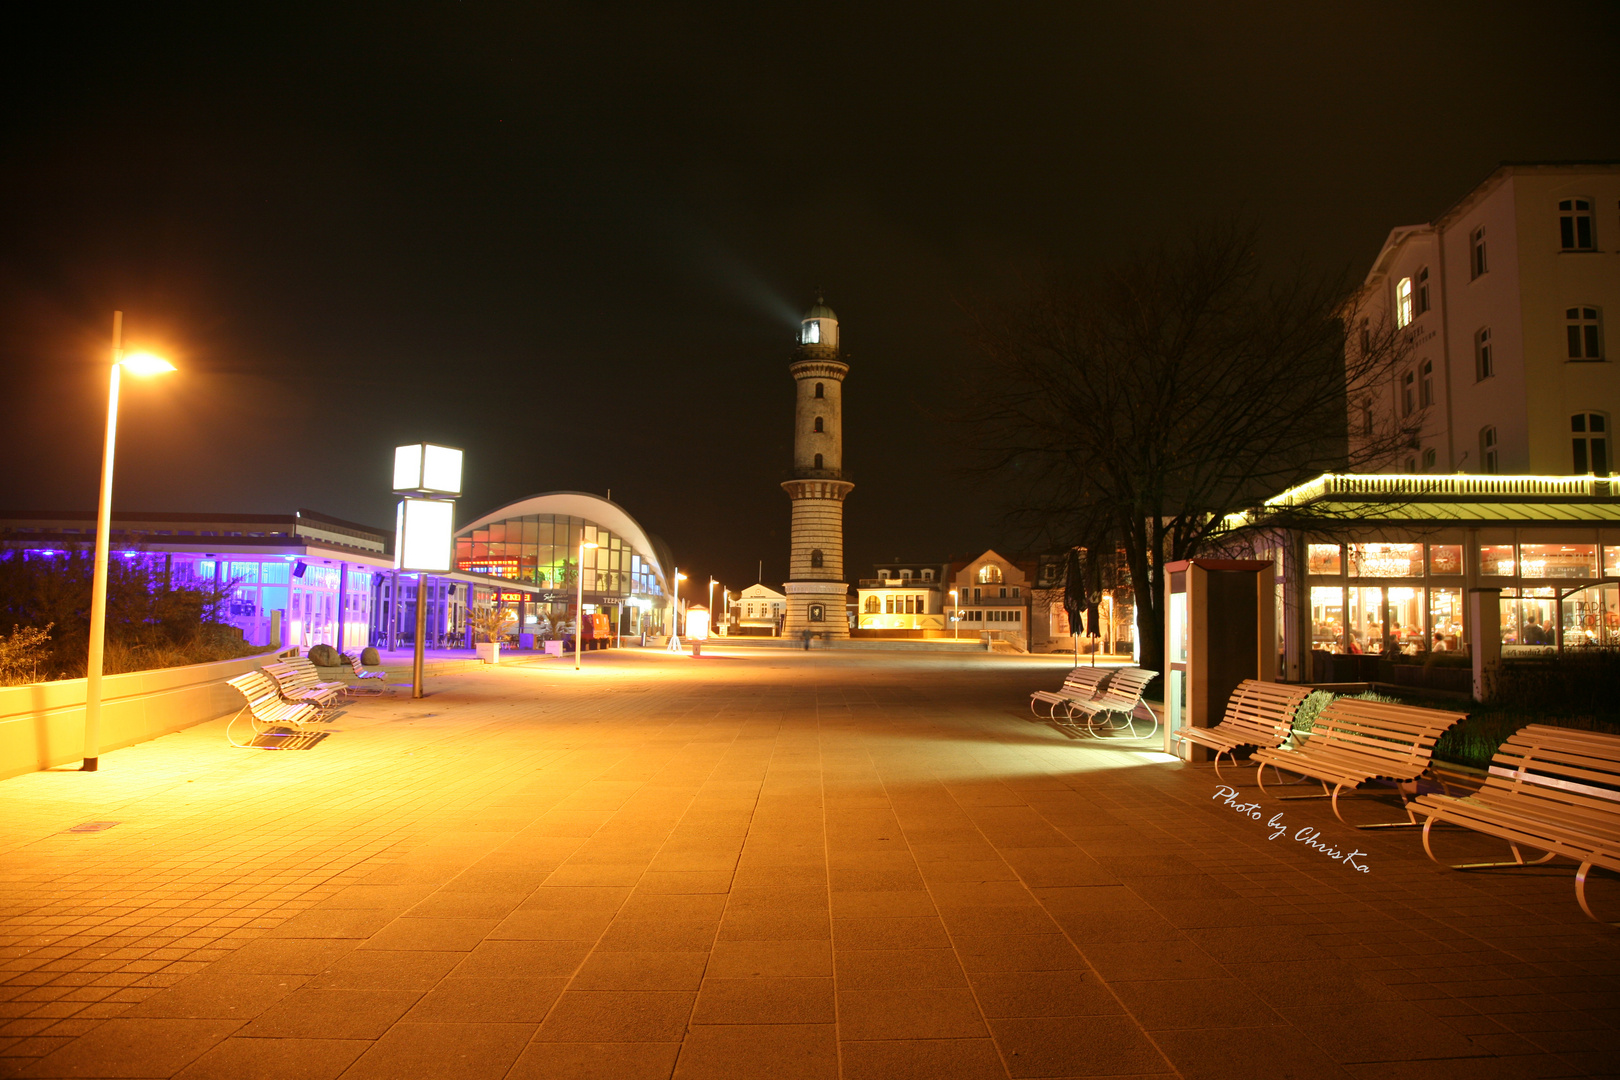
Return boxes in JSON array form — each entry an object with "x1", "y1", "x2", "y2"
[
  {"x1": 1411, "y1": 725, "x2": 1620, "y2": 924},
  {"x1": 1253, "y1": 696, "x2": 1468, "y2": 827},
  {"x1": 1030, "y1": 667, "x2": 1111, "y2": 720},
  {"x1": 1171, "y1": 680, "x2": 1314, "y2": 779},
  {"x1": 262, "y1": 661, "x2": 342, "y2": 712},
  {"x1": 346, "y1": 653, "x2": 388, "y2": 695},
  {"x1": 225, "y1": 671, "x2": 324, "y2": 747},
  {"x1": 1067, "y1": 666, "x2": 1160, "y2": 739},
  {"x1": 283, "y1": 656, "x2": 348, "y2": 696}
]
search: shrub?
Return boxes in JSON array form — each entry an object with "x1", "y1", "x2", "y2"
[{"x1": 0, "y1": 624, "x2": 53, "y2": 686}]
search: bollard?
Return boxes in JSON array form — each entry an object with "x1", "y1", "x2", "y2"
[{"x1": 692, "y1": 641, "x2": 702, "y2": 657}]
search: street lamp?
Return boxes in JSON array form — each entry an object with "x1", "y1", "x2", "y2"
[
  {"x1": 950, "y1": 589, "x2": 959, "y2": 639},
  {"x1": 707, "y1": 578, "x2": 718, "y2": 639},
  {"x1": 83, "y1": 312, "x2": 174, "y2": 772},
  {"x1": 667, "y1": 569, "x2": 687, "y2": 651},
  {"x1": 576, "y1": 540, "x2": 598, "y2": 670}
]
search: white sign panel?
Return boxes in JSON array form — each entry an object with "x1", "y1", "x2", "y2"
[
  {"x1": 395, "y1": 498, "x2": 454, "y2": 571},
  {"x1": 393, "y1": 443, "x2": 464, "y2": 495}
]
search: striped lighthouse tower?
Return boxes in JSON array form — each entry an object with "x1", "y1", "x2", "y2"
[{"x1": 781, "y1": 297, "x2": 853, "y2": 638}]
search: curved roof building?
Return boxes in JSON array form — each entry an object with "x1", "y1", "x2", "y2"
[{"x1": 454, "y1": 492, "x2": 670, "y2": 614}]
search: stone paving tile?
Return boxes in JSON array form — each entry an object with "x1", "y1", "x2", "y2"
[{"x1": 0, "y1": 649, "x2": 1616, "y2": 1078}]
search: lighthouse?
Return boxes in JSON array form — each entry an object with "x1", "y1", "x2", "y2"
[{"x1": 781, "y1": 297, "x2": 853, "y2": 638}]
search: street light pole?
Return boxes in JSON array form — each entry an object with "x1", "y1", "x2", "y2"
[
  {"x1": 950, "y1": 589, "x2": 958, "y2": 640},
  {"x1": 576, "y1": 540, "x2": 598, "y2": 670},
  {"x1": 707, "y1": 578, "x2": 717, "y2": 638},
  {"x1": 667, "y1": 569, "x2": 686, "y2": 651},
  {"x1": 83, "y1": 312, "x2": 174, "y2": 772}
]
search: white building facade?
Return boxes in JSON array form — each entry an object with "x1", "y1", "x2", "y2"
[{"x1": 1349, "y1": 162, "x2": 1619, "y2": 477}]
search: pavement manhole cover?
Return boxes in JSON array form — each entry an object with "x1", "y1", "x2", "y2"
[{"x1": 66, "y1": 821, "x2": 119, "y2": 833}]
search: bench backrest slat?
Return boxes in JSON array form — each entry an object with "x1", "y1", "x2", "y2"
[
  {"x1": 1093, "y1": 667, "x2": 1157, "y2": 709},
  {"x1": 1480, "y1": 725, "x2": 1620, "y2": 822},
  {"x1": 1218, "y1": 681, "x2": 1312, "y2": 738},
  {"x1": 1304, "y1": 698, "x2": 1467, "y2": 770}
]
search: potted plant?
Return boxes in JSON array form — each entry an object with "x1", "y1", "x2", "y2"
[{"x1": 470, "y1": 605, "x2": 515, "y2": 664}]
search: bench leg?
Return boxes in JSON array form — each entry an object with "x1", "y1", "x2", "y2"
[{"x1": 1574, "y1": 863, "x2": 1618, "y2": 926}]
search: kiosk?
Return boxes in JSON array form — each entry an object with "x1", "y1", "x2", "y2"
[{"x1": 1164, "y1": 559, "x2": 1277, "y2": 759}]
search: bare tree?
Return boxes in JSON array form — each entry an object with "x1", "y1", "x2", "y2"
[{"x1": 965, "y1": 225, "x2": 1415, "y2": 683}]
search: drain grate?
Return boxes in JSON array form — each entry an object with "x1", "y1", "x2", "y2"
[{"x1": 66, "y1": 821, "x2": 119, "y2": 833}]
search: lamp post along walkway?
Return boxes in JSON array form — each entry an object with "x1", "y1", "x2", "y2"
[{"x1": 83, "y1": 312, "x2": 174, "y2": 771}]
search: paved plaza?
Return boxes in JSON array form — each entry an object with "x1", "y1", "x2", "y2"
[{"x1": 0, "y1": 648, "x2": 1616, "y2": 1080}]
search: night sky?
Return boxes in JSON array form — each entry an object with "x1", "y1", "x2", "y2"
[{"x1": 3, "y1": 4, "x2": 1618, "y2": 597}]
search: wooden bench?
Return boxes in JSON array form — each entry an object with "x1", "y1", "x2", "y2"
[
  {"x1": 1171, "y1": 680, "x2": 1314, "y2": 779},
  {"x1": 1411, "y1": 725, "x2": 1620, "y2": 924},
  {"x1": 225, "y1": 671, "x2": 324, "y2": 747},
  {"x1": 346, "y1": 653, "x2": 388, "y2": 695},
  {"x1": 1067, "y1": 666, "x2": 1160, "y2": 739},
  {"x1": 1253, "y1": 697, "x2": 1468, "y2": 827},
  {"x1": 1030, "y1": 667, "x2": 1111, "y2": 720},
  {"x1": 262, "y1": 661, "x2": 342, "y2": 712}
]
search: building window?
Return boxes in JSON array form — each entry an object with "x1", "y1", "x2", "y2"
[
  {"x1": 1559, "y1": 199, "x2": 1595, "y2": 251},
  {"x1": 899, "y1": 569, "x2": 912, "y2": 580},
  {"x1": 1012, "y1": 587, "x2": 1020, "y2": 597},
  {"x1": 1572, "y1": 413, "x2": 1610, "y2": 475},
  {"x1": 808, "y1": 604, "x2": 824, "y2": 622},
  {"x1": 1396, "y1": 277, "x2": 1413, "y2": 328},
  {"x1": 973, "y1": 587, "x2": 981, "y2": 601},
  {"x1": 1422, "y1": 447, "x2": 1437, "y2": 471},
  {"x1": 885, "y1": 595, "x2": 894, "y2": 614},
  {"x1": 921, "y1": 569, "x2": 933, "y2": 581},
  {"x1": 1405, "y1": 455, "x2": 1417, "y2": 474},
  {"x1": 864, "y1": 596, "x2": 879, "y2": 613},
  {"x1": 1401, "y1": 369, "x2": 1416, "y2": 416},
  {"x1": 1566, "y1": 307, "x2": 1602, "y2": 360},
  {"x1": 977, "y1": 564, "x2": 1002, "y2": 584},
  {"x1": 813, "y1": 416, "x2": 824, "y2": 433},
  {"x1": 1471, "y1": 226, "x2": 1487, "y2": 279},
  {"x1": 1361, "y1": 401, "x2": 1373, "y2": 437},
  {"x1": 810, "y1": 548, "x2": 824, "y2": 569},
  {"x1": 814, "y1": 382, "x2": 824, "y2": 398},
  {"x1": 1475, "y1": 327, "x2": 1493, "y2": 380},
  {"x1": 999, "y1": 587, "x2": 1008, "y2": 598},
  {"x1": 1419, "y1": 360, "x2": 1434, "y2": 407},
  {"x1": 1415, "y1": 267, "x2": 1430, "y2": 315},
  {"x1": 1481, "y1": 426, "x2": 1499, "y2": 474},
  {"x1": 813, "y1": 453, "x2": 823, "y2": 469}
]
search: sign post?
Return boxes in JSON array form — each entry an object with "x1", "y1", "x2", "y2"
[{"x1": 393, "y1": 444, "x2": 463, "y2": 699}]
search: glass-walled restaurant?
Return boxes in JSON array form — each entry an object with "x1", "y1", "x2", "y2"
[
  {"x1": 1303, "y1": 533, "x2": 1619, "y2": 657},
  {"x1": 454, "y1": 494, "x2": 670, "y2": 639}
]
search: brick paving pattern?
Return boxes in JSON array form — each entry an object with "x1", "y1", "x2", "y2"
[{"x1": 0, "y1": 648, "x2": 1615, "y2": 1079}]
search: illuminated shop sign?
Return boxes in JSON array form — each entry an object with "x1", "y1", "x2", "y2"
[{"x1": 458, "y1": 557, "x2": 520, "y2": 577}]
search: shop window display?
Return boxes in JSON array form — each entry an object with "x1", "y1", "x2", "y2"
[{"x1": 1348, "y1": 543, "x2": 1422, "y2": 577}]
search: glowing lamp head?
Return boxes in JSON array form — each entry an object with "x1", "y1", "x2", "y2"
[{"x1": 119, "y1": 353, "x2": 175, "y2": 377}]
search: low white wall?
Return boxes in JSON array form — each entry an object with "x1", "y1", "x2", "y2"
[{"x1": 0, "y1": 652, "x2": 282, "y2": 780}]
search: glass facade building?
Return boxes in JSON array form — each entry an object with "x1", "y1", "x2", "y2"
[{"x1": 454, "y1": 493, "x2": 670, "y2": 637}]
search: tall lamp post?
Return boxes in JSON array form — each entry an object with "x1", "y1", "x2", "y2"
[
  {"x1": 82, "y1": 313, "x2": 175, "y2": 772},
  {"x1": 667, "y1": 569, "x2": 687, "y2": 651},
  {"x1": 575, "y1": 540, "x2": 598, "y2": 670},
  {"x1": 949, "y1": 589, "x2": 959, "y2": 640},
  {"x1": 707, "y1": 578, "x2": 718, "y2": 638}
]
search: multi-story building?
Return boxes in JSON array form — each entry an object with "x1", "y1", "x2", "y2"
[
  {"x1": 854, "y1": 562, "x2": 950, "y2": 632},
  {"x1": 948, "y1": 550, "x2": 1033, "y2": 648},
  {"x1": 1349, "y1": 162, "x2": 1619, "y2": 476}
]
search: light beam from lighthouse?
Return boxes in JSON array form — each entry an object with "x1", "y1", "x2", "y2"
[{"x1": 781, "y1": 296, "x2": 853, "y2": 638}]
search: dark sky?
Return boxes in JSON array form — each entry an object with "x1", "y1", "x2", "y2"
[{"x1": 3, "y1": 3, "x2": 1618, "y2": 596}]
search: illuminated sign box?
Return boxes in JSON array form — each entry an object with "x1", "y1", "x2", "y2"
[
  {"x1": 395, "y1": 498, "x2": 454, "y2": 571},
  {"x1": 394, "y1": 443, "x2": 464, "y2": 495}
]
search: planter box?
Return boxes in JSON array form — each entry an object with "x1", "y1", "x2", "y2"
[
  {"x1": 542, "y1": 640, "x2": 564, "y2": 656},
  {"x1": 475, "y1": 642, "x2": 501, "y2": 665}
]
